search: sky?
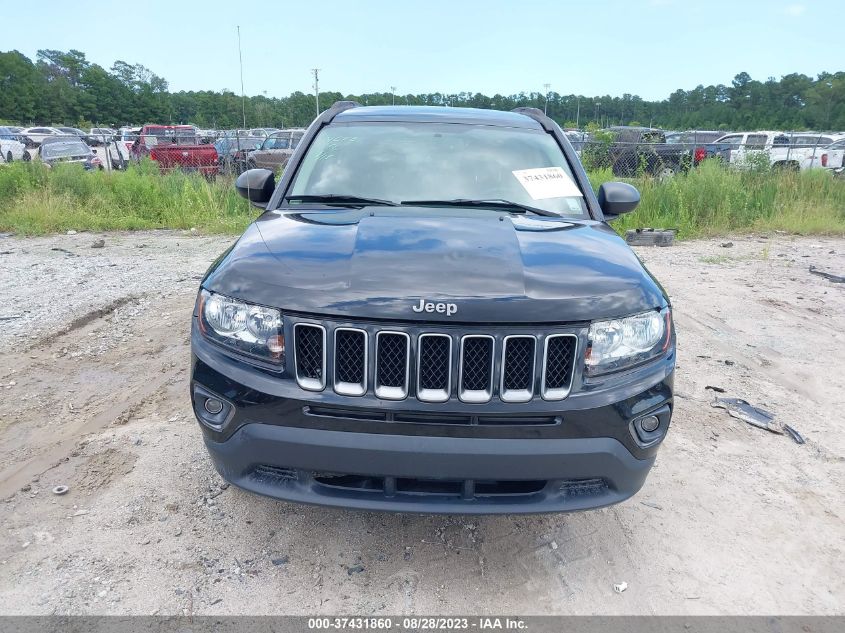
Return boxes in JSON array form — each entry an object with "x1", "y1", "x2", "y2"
[{"x1": 2, "y1": 0, "x2": 840, "y2": 101}]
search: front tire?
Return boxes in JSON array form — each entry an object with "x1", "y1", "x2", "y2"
[{"x1": 5, "y1": 152, "x2": 12, "y2": 163}]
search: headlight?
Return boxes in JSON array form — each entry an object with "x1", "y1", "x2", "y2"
[
  {"x1": 585, "y1": 307, "x2": 672, "y2": 376},
  {"x1": 198, "y1": 290, "x2": 285, "y2": 365}
]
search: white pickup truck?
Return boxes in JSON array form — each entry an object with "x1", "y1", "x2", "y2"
[
  {"x1": 709, "y1": 131, "x2": 843, "y2": 170},
  {"x1": 769, "y1": 133, "x2": 845, "y2": 171}
]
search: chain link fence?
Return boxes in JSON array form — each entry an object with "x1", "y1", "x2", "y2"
[
  {"x1": 565, "y1": 129, "x2": 845, "y2": 178},
  {"x1": 6, "y1": 121, "x2": 845, "y2": 180}
]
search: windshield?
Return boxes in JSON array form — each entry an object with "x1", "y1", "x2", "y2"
[
  {"x1": 287, "y1": 122, "x2": 588, "y2": 217},
  {"x1": 41, "y1": 140, "x2": 89, "y2": 158}
]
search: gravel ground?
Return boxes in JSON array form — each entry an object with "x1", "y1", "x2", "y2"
[{"x1": 0, "y1": 230, "x2": 843, "y2": 615}]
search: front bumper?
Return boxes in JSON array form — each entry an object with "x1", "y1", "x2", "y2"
[
  {"x1": 204, "y1": 424, "x2": 655, "y2": 514},
  {"x1": 191, "y1": 329, "x2": 674, "y2": 514}
]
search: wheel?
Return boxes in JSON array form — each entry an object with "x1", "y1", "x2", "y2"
[
  {"x1": 5, "y1": 152, "x2": 11, "y2": 163},
  {"x1": 22, "y1": 150, "x2": 31, "y2": 162}
]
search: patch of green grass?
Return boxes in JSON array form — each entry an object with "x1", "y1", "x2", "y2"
[
  {"x1": 0, "y1": 161, "x2": 254, "y2": 235},
  {"x1": 699, "y1": 254, "x2": 732, "y2": 264},
  {"x1": 591, "y1": 160, "x2": 845, "y2": 239},
  {"x1": 2, "y1": 159, "x2": 845, "y2": 237}
]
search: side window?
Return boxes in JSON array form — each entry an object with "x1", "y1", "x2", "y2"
[
  {"x1": 718, "y1": 135, "x2": 742, "y2": 146},
  {"x1": 272, "y1": 136, "x2": 290, "y2": 150},
  {"x1": 745, "y1": 135, "x2": 767, "y2": 150},
  {"x1": 291, "y1": 132, "x2": 304, "y2": 149}
]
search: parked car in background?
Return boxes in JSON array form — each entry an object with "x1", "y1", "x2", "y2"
[
  {"x1": 706, "y1": 131, "x2": 785, "y2": 166},
  {"x1": 708, "y1": 131, "x2": 841, "y2": 170},
  {"x1": 665, "y1": 130, "x2": 725, "y2": 145},
  {"x1": 88, "y1": 127, "x2": 117, "y2": 145},
  {"x1": 248, "y1": 128, "x2": 279, "y2": 138},
  {"x1": 19, "y1": 126, "x2": 68, "y2": 147},
  {"x1": 775, "y1": 133, "x2": 845, "y2": 170},
  {"x1": 563, "y1": 129, "x2": 590, "y2": 154},
  {"x1": 817, "y1": 137, "x2": 845, "y2": 171},
  {"x1": 246, "y1": 128, "x2": 306, "y2": 171},
  {"x1": 116, "y1": 127, "x2": 140, "y2": 154},
  {"x1": 591, "y1": 126, "x2": 693, "y2": 177},
  {"x1": 132, "y1": 124, "x2": 219, "y2": 175},
  {"x1": 56, "y1": 127, "x2": 97, "y2": 146},
  {"x1": 214, "y1": 132, "x2": 267, "y2": 173},
  {"x1": 37, "y1": 136, "x2": 102, "y2": 170},
  {"x1": 0, "y1": 126, "x2": 29, "y2": 163}
]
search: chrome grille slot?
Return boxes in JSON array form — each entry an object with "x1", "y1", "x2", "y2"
[
  {"x1": 294, "y1": 324, "x2": 326, "y2": 391},
  {"x1": 417, "y1": 334, "x2": 452, "y2": 403},
  {"x1": 542, "y1": 334, "x2": 577, "y2": 400},
  {"x1": 333, "y1": 328, "x2": 367, "y2": 396},
  {"x1": 501, "y1": 335, "x2": 536, "y2": 403},
  {"x1": 374, "y1": 332, "x2": 410, "y2": 400},
  {"x1": 459, "y1": 335, "x2": 494, "y2": 403}
]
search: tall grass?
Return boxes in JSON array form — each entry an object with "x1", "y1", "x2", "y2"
[
  {"x1": 589, "y1": 160, "x2": 845, "y2": 238},
  {"x1": 0, "y1": 161, "x2": 254, "y2": 234},
  {"x1": 1, "y1": 159, "x2": 844, "y2": 237}
]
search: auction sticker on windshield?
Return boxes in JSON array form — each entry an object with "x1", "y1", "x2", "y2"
[{"x1": 512, "y1": 167, "x2": 582, "y2": 200}]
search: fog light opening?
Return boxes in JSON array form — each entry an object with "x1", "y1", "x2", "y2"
[
  {"x1": 204, "y1": 397, "x2": 224, "y2": 415},
  {"x1": 640, "y1": 415, "x2": 660, "y2": 433}
]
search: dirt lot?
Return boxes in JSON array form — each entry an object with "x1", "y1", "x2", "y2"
[{"x1": 0, "y1": 230, "x2": 843, "y2": 615}]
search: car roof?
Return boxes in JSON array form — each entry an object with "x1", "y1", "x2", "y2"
[
  {"x1": 41, "y1": 135, "x2": 87, "y2": 145},
  {"x1": 333, "y1": 106, "x2": 544, "y2": 130}
]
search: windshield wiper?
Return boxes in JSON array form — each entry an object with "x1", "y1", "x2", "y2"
[
  {"x1": 400, "y1": 198, "x2": 560, "y2": 217},
  {"x1": 285, "y1": 194, "x2": 398, "y2": 207}
]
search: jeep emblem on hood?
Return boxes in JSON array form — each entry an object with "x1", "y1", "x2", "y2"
[{"x1": 412, "y1": 299, "x2": 457, "y2": 316}]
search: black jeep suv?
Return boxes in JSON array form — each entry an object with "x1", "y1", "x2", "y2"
[{"x1": 190, "y1": 102, "x2": 675, "y2": 514}]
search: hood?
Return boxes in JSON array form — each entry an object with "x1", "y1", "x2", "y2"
[{"x1": 203, "y1": 208, "x2": 667, "y2": 324}]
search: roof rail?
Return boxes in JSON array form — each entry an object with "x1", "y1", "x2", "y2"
[
  {"x1": 322, "y1": 100, "x2": 362, "y2": 124},
  {"x1": 511, "y1": 107, "x2": 555, "y2": 133}
]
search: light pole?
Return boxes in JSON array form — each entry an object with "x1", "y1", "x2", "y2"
[
  {"x1": 595, "y1": 101, "x2": 601, "y2": 124},
  {"x1": 543, "y1": 83, "x2": 551, "y2": 115},
  {"x1": 312, "y1": 68, "x2": 320, "y2": 117},
  {"x1": 390, "y1": 86, "x2": 397, "y2": 106}
]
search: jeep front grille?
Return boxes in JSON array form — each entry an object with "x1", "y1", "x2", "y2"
[
  {"x1": 542, "y1": 335, "x2": 576, "y2": 400},
  {"x1": 459, "y1": 335, "x2": 495, "y2": 403},
  {"x1": 374, "y1": 332, "x2": 410, "y2": 400},
  {"x1": 333, "y1": 328, "x2": 367, "y2": 396},
  {"x1": 290, "y1": 319, "x2": 577, "y2": 403},
  {"x1": 417, "y1": 334, "x2": 452, "y2": 403},
  {"x1": 501, "y1": 336, "x2": 536, "y2": 403},
  {"x1": 293, "y1": 324, "x2": 325, "y2": 391}
]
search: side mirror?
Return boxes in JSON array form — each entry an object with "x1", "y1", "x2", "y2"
[
  {"x1": 597, "y1": 181, "x2": 640, "y2": 220},
  {"x1": 235, "y1": 168, "x2": 275, "y2": 207}
]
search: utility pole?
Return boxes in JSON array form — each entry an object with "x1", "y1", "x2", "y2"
[
  {"x1": 237, "y1": 26, "x2": 247, "y2": 129},
  {"x1": 543, "y1": 83, "x2": 551, "y2": 116},
  {"x1": 576, "y1": 98, "x2": 580, "y2": 128},
  {"x1": 311, "y1": 68, "x2": 320, "y2": 117},
  {"x1": 390, "y1": 86, "x2": 397, "y2": 106}
]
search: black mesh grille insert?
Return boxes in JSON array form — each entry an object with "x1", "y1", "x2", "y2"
[
  {"x1": 503, "y1": 337, "x2": 535, "y2": 391},
  {"x1": 545, "y1": 336, "x2": 575, "y2": 389},
  {"x1": 335, "y1": 330, "x2": 365, "y2": 385},
  {"x1": 461, "y1": 337, "x2": 493, "y2": 392},
  {"x1": 295, "y1": 325, "x2": 323, "y2": 380},
  {"x1": 419, "y1": 336, "x2": 450, "y2": 391},
  {"x1": 377, "y1": 333, "x2": 407, "y2": 388}
]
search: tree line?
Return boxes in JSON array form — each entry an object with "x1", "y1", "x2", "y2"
[{"x1": 1, "y1": 49, "x2": 843, "y2": 131}]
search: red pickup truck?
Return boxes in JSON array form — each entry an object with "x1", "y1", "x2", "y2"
[{"x1": 131, "y1": 125, "x2": 218, "y2": 175}]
